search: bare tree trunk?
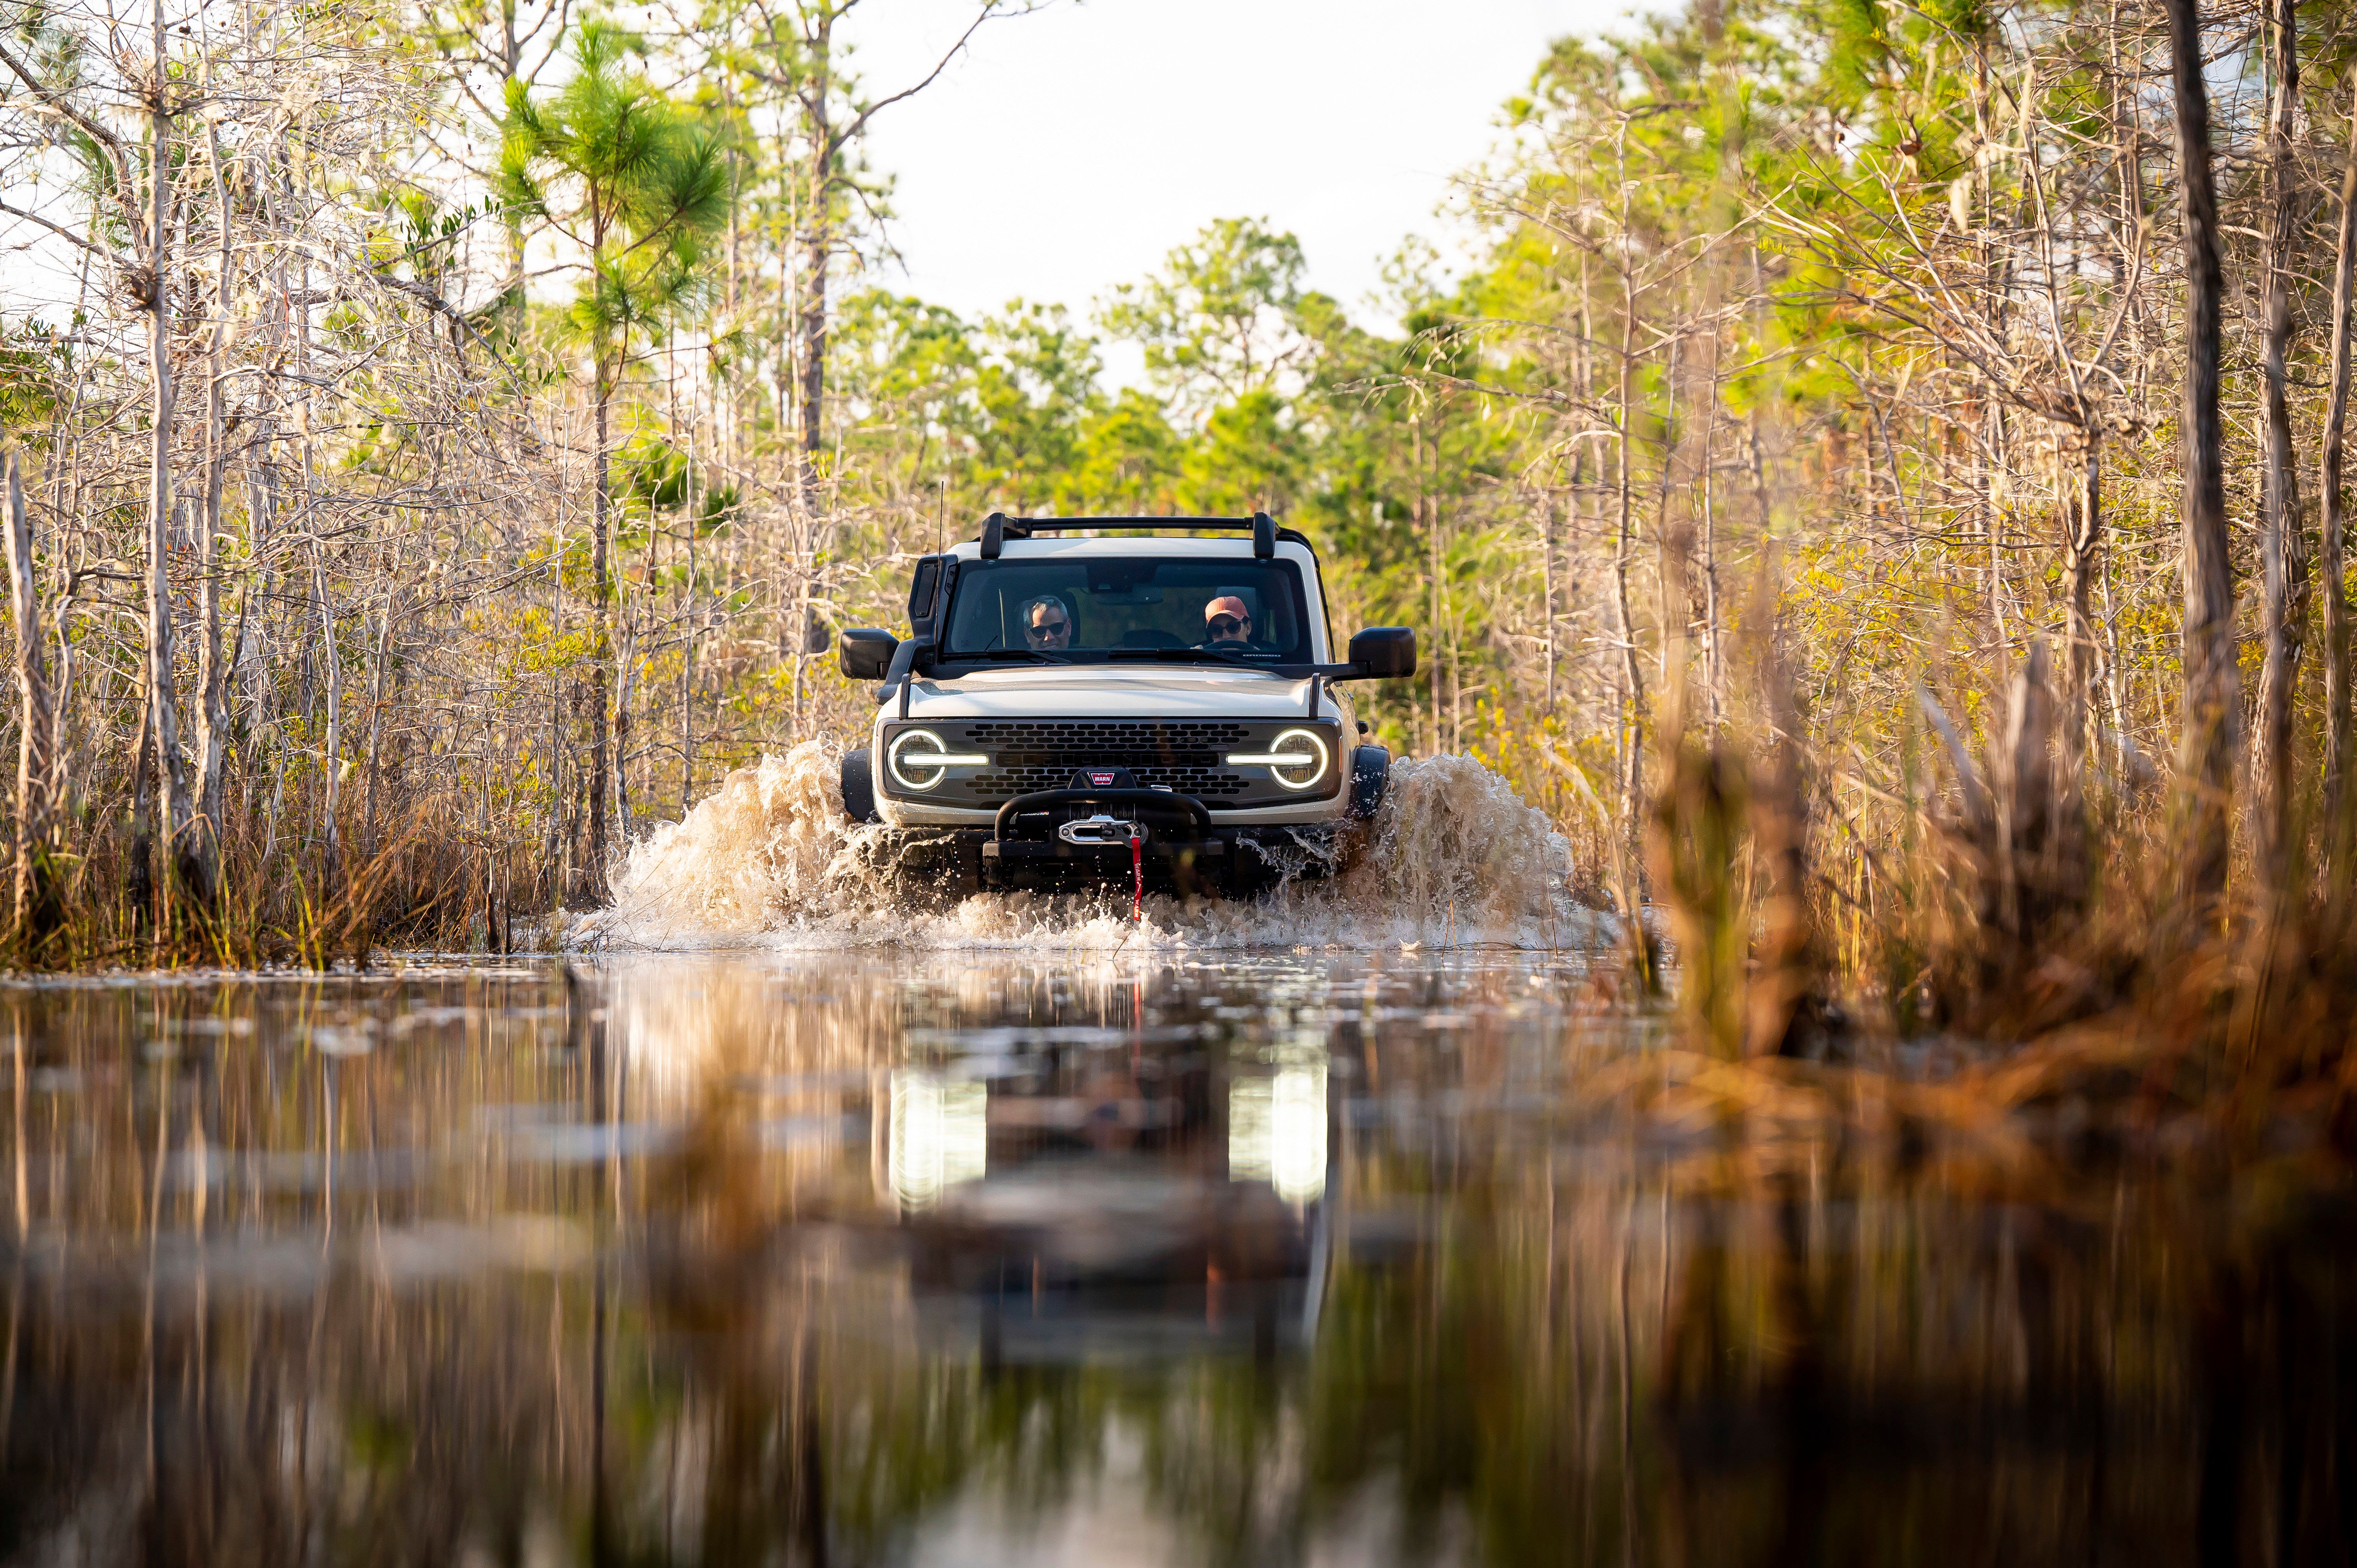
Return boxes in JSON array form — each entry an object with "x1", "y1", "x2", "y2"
[
  {"x1": 790, "y1": 507, "x2": 808, "y2": 742},
  {"x1": 799, "y1": 197, "x2": 829, "y2": 514},
  {"x1": 1429, "y1": 441, "x2": 1447, "y2": 749},
  {"x1": 682, "y1": 466, "x2": 698, "y2": 809},
  {"x1": 1541, "y1": 491, "x2": 1557, "y2": 717},
  {"x1": 587, "y1": 350, "x2": 612, "y2": 899},
  {"x1": 3, "y1": 454, "x2": 58, "y2": 951},
  {"x1": 313, "y1": 548, "x2": 341, "y2": 890},
  {"x1": 1699, "y1": 8, "x2": 1741, "y2": 734},
  {"x1": 1700, "y1": 378, "x2": 1722, "y2": 729},
  {"x1": 2254, "y1": 0, "x2": 2307, "y2": 889},
  {"x1": 613, "y1": 618, "x2": 634, "y2": 842},
  {"x1": 1414, "y1": 418, "x2": 1437, "y2": 747},
  {"x1": 130, "y1": 680, "x2": 155, "y2": 931},
  {"x1": 548, "y1": 480, "x2": 565, "y2": 904},
  {"x1": 1986, "y1": 403, "x2": 2011, "y2": 653},
  {"x1": 361, "y1": 575, "x2": 394, "y2": 867},
  {"x1": 796, "y1": 13, "x2": 834, "y2": 517},
  {"x1": 191, "y1": 118, "x2": 232, "y2": 897},
  {"x1": 239, "y1": 452, "x2": 276, "y2": 830},
  {"x1": 1652, "y1": 333, "x2": 1685, "y2": 701},
  {"x1": 2063, "y1": 431, "x2": 2102, "y2": 774},
  {"x1": 2166, "y1": 0, "x2": 2240, "y2": 903},
  {"x1": 194, "y1": 410, "x2": 226, "y2": 871},
  {"x1": 143, "y1": 0, "x2": 195, "y2": 916},
  {"x1": 1746, "y1": 604, "x2": 1818, "y2": 1058},
  {"x1": 2323, "y1": 74, "x2": 2357, "y2": 875},
  {"x1": 1613, "y1": 283, "x2": 1647, "y2": 843}
]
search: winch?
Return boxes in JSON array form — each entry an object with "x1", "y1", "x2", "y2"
[{"x1": 1057, "y1": 814, "x2": 1147, "y2": 848}]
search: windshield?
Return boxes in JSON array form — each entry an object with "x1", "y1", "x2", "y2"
[{"x1": 939, "y1": 557, "x2": 1314, "y2": 660}]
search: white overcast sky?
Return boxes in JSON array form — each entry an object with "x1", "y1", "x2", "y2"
[{"x1": 841, "y1": 0, "x2": 1637, "y2": 335}]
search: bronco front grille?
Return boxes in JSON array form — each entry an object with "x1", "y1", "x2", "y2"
[
  {"x1": 882, "y1": 719, "x2": 1340, "y2": 809},
  {"x1": 961, "y1": 719, "x2": 1252, "y2": 798}
]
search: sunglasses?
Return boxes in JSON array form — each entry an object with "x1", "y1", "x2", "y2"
[
  {"x1": 1208, "y1": 615, "x2": 1248, "y2": 635},
  {"x1": 1032, "y1": 619, "x2": 1069, "y2": 636}
]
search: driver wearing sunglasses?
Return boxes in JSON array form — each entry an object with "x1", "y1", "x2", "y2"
[{"x1": 1021, "y1": 594, "x2": 1072, "y2": 651}]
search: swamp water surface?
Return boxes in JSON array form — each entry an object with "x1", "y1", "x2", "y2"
[
  {"x1": 4, "y1": 752, "x2": 2355, "y2": 1565},
  {"x1": 2, "y1": 950, "x2": 2353, "y2": 1566}
]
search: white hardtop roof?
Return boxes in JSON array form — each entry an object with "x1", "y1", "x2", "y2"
[{"x1": 945, "y1": 533, "x2": 1320, "y2": 563}]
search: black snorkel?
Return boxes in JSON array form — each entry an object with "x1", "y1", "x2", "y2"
[{"x1": 879, "y1": 636, "x2": 933, "y2": 718}]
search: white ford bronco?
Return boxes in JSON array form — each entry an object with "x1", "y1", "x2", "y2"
[{"x1": 837, "y1": 514, "x2": 1416, "y2": 899}]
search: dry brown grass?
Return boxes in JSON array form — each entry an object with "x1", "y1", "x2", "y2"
[{"x1": 1626, "y1": 629, "x2": 2357, "y2": 1180}]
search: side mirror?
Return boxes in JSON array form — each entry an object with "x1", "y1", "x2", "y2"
[
  {"x1": 840, "y1": 628, "x2": 898, "y2": 682},
  {"x1": 1348, "y1": 627, "x2": 1416, "y2": 680}
]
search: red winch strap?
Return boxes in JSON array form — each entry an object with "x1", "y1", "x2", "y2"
[{"x1": 1129, "y1": 832, "x2": 1144, "y2": 922}]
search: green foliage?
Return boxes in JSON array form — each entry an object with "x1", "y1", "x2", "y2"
[
  {"x1": 1099, "y1": 216, "x2": 1327, "y2": 419},
  {"x1": 498, "y1": 19, "x2": 728, "y2": 380},
  {"x1": 0, "y1": 319, "x2": 67, "y2": 434},
  {"x1": 1067, "y1": 390, "x2": 1187, "y2": 514},
  {"x1": 617, "y1": 433, "x2": 693, "y2": 511},
  {"x1": 1818, "y1": 0, "x2": 1889, "y2": 107}
]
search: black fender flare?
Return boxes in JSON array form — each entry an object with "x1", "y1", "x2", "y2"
[
  {"x1": 841, "y1": 749, "x2": 880, "y2": 824},
  {"x1": 1348, "y1": 744, "x2": 1390, "y2": 821}
]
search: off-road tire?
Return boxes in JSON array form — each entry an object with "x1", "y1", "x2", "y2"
[
  {"x1": 842, "y1": 749, "x2": 880, "y2": 824},
  {"x1": 1348, "y1": 745, "x2": 1390, "y2": 821},
  {"x1": 885, "y1": 831, "x2": 982, "y2": 910}
]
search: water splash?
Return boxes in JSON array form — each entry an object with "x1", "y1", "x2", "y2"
[
  {"x1": 602, "y1": 743, "x2": 859, "y2": 942},
  {"x1": 592, "y1": 740, "x2": 1608, "y2": 952}
]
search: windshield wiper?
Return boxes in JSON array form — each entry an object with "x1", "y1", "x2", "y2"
[
  {"x1": 1105, "y1": 647, "x2": 1273, "y2": 671},
  {"x1": 951, "y1": 648, "x2": 1076, "y2": 664}
]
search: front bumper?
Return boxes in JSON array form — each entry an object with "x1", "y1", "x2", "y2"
[
  {"x1": 879, "y1": 821, "x2": 1347, "y2": 899},
  {"x1": 852, "y1": 744, "x2": 1389, "y2": 900},
  {"x1": 992, "y1": 821, "x2": 1344, "y2": 893}
]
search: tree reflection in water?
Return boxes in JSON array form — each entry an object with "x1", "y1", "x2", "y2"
[{"x1": 0, "y1": 954, "x2": 2351, "y2": 1566}]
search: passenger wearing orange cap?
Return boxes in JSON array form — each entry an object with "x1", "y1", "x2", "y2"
[{"x1": 1200, "y1": 594, "x2": 1256, "y2": 650}]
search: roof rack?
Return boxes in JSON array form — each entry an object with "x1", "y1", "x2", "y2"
[{"x1": 974, "y1": 511, "x2": 1302, "y2": 559}]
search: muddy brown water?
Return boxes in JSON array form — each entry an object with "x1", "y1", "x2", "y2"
[{"x1": 0, "y1": 950, "x2": 2351, "y2": 1566}]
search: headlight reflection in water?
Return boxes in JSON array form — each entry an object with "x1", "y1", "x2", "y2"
[
  {"x1": 1228, "y1": 1062, "x2": 1328, "y2": 1204},
  {"x1": 888, "y1": 1069, "x2": 987, "y2": 1211}
]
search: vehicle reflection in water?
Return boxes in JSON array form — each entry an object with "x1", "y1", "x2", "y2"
[{"x1": 0, "y1": 952, "x2": 2353, "y2": 1566}]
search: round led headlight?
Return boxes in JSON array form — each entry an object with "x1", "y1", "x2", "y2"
[
  {"x1": 887, "y1": 727, "x2": 988, "y2": 791},
  {"x1": 1226, "y1": 727, "x2": 1330, "y2": 791}
]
